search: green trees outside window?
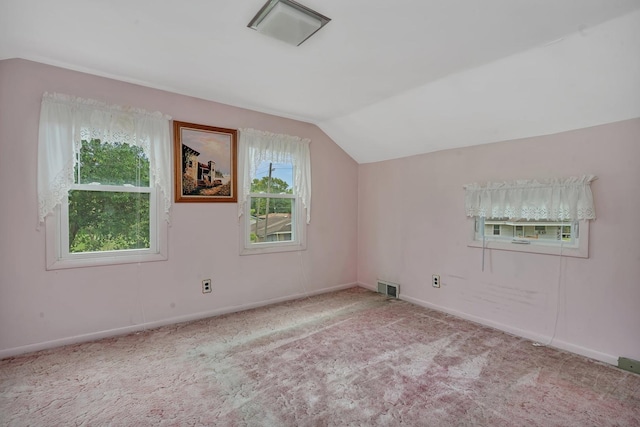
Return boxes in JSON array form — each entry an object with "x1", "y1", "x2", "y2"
[
  {"x1": 250, "y1": 176, "x2": 293, "y2": 216},
  {"x1": 68, "y1": 139, "x2": 151, "y2": 253}
]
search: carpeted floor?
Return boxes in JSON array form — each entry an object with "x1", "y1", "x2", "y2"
[{"x1": 1, "y1": 287, "x2": 639, "y2": 426}]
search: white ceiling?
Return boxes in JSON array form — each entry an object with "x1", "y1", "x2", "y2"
[{"x1": 1, "y1": 0, "x2": 639, "y2": 163}]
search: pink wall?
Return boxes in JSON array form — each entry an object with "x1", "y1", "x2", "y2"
[
  {"x1": 2, "y1": 58, "x2": 638, "y2": 366},
  {"x1": 0, "y1": 59, "x2": 359, "y2": 356},
  {"x1": 358, "y1": 118, "x2": 640, "y2": 364}
]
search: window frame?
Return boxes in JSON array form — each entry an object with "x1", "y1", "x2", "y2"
[
  {"x1": 64, "y1": 183, "x2": 156, "y2": 252},
  {"x1": 240, "y1": 166, "x2": 307, "y2": 256},
  {"x1": 46, "y1": 157, "x2": 168, "y2": 270},
  {"x1": 46, "y1": 191, "x2": 168, "y2": 270},
  {"x1": 37, "y1": 93, "x2": 172, "y2": 270},
  {"x1": 237, "y1": 128, "x2": 311, "y2": 256},
  {"x1": 468, "y1": 218, "x2": 590, "y2": 258}
]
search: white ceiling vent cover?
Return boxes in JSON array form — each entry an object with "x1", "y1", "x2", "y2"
[
  {"x1": 377, "y1": 280, "x2": 400, "y2": 299},
  {"x1": 248, "y1": 0, "x2": 331, "y2": 46}
]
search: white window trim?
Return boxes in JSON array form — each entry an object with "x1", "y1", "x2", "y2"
[
  {"x1": 45, "y1": 189, "x2": 168, "y2": 270},
  {"x1": 37, "y1": 92, "x2": 172, "y2": 269},
  {"x1": 61, "y1": 184, "x2": 156, "y2": 257},
  {"x1": 237, "y1": 128, "x2": 311, "y2": 256},
  {"x1": 240, "y1": 193, "x2": 307, "y2": 256},
  {"x1": 464, "y1": 175, "x2": 595, "y2": 259},
  {"x1": 467, "y1": 218, "x2": 590, "y2": 258}
]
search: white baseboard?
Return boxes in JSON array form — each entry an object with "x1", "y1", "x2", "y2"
[
  {"x1": 359, "y1": 282, "x2": 377, "y2": 292},
  {"x1": 0, "y1": 282, "x2": 358, "y2": 360},
  {"x1": 359, "y1": 282, "x2": 618, "y2": 366}
]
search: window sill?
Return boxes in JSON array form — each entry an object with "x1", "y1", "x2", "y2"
[
  {"x1": 468, "y1": 218, "x2": 590, "y2": 258},
  {"x1": 240, "y1": 241, "x2": 307, "y2": 256},
  {"x1": 46, "y1": 252, "x2": 168, "y2": 270},
  {"x1": 467, "y1": 240, "x2": 588, "y2": 258},
  {"x1": 45, "y1": 214, "x2": 168, "y2": 270}
]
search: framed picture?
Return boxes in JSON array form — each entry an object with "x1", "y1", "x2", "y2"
[{"x1": 173, "y1": 121, "x2": 238, "y2": 203}]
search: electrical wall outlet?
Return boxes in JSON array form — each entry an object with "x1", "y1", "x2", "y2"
[
  {"x1": 202, "y1": 279, "x2": 212, "y2": 294},
  {"x1": 432, "y1": 274, "x2": 440, "y2": 288}
]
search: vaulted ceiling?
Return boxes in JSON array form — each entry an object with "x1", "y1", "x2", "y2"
[{"x1": 1, "y1": 0, "x2": 639, "y2": 163}]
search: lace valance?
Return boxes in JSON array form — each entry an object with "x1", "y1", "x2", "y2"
[
  {"x1": 464, "y1": 175, "x2": 596, "y2": 220},
  {"x1": 37, "y1": 92, "x2": 172, "y2": 223},
  {"x1": 238, "y1": 128, "x2": 311, "y2": 223}
]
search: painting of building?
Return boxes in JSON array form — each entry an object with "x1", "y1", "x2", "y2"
[{"x1": 182, "y1": 144, "x2": 220, "y2": 193}]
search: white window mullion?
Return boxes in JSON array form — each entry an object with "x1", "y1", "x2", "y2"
[
  {"x1": 40, "y1": 93, "x2": 170, "y2": 270},
  {"x1": 60, "y1": 194, "x2": 71, "y2": 260},
  {"x1": 238, "y1": 129, "x2": 310, "y2": 255},
  {"x1": 72, "y1": 184, "x2": 153, "y2": 193},
  {"x1": 248, "y1": 193, "x2": 296, "y2": 199},
  {"x1": 148, "y1": 183, "x2": 158, "y2": 253}
]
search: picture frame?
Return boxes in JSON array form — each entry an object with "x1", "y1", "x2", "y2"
[{"x1": 173, "y1": 121, "x2": 238, "y2": 203}]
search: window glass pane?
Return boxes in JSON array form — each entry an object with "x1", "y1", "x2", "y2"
[
  {"x1": 479, "y1": 218, "x2": 574, "y2": 244},
  {"x1": 68, "y1": 190, "x2": 150, "y2": 253},
  {"x1": 250, "y1": 197, "x2": 293, "y2": 243},
  {"x1": 251, "y1": 161, "x2": 294, "y2": 194},
  {"x1": 75, "y1": 139, "x2": 150, "y2": 186}
]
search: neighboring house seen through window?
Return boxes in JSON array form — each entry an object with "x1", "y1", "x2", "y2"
[
  {"x1": 464, "y1": 175, "x2": 596, "y2": 258},
  {"x1": 250, "y1": 161, "x2": 296, "y2": 244},
  {"x1": 476, "y1": 218, "x2": 579, "y2": 247}
]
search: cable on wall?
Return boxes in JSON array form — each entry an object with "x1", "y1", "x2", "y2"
[
  {"x1": 533, "y1": 236, "x2": 565, "y2": 348},
  {"x1": 464, "y1": 175, "x2": 597, "y2": 349}
]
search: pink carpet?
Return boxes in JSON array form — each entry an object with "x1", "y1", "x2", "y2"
[{"x1": 1, "y1": 287, "x2": 639, "y2": 426}]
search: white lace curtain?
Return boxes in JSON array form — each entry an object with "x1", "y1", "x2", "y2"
[
  {"x1": 464, "y1": 175, "x2": 596, "y2": 220},
  {"x1": 37, "y1": 92, "x2": 172, "y2": 223},
  {"x1": 238, "y1": 128, "x2": 311, "y2": 223}
]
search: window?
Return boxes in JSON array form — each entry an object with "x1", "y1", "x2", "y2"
[
  {"x1": 63, "y1": 140, "x2": 156, "y2": 255},
  {"x1": 238, "y1": 128, "x2": 311, "y2": 255},
  {"x1": 470, "y1": 218, "x2": 588, "y2": 257},
  {"x1": 250, "y1": 162, "x2": 295, "y2": 244},
  {"x1": 476, "y1": 218, "x2": 579, "y2": 245},
  {"x1": 464, "y1": 176, "x2": 596, "y2": 258},
  {"x1": 38, "y1": 93, "x2": 171, "y2": 269}
]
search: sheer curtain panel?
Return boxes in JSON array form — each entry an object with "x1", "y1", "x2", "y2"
[
  {"x1": 238, "y1": 128, "x2": 311, "y2": 223},
  {"x1": 37, "y1": 92, "x2": 172, "y2": 223},
  {"x1": 464, "y1": 175, "x2": 596, "y2": 220}
]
